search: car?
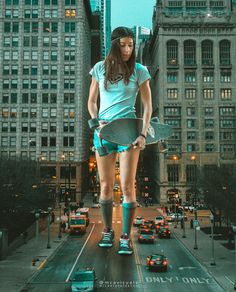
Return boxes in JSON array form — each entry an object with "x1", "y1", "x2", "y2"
[
  {"x1": 146, "y1": 254, "x2": 168, "y2": 271},
  {"x1": 158, "y1": 227, "x2": 171, "y2": 239},
  {"x1": 155, "y1": 215, "x2": 165, "y2": 225},
  {"x1": 133, "y1": 216, "x2": 144, "y2": 226},
  {"x1": 71, "y1": 268, "x2": 97, "y2": 292},
  {"x1": 138, "y1": 224, "x2": 149, "y2": 233},
  {"x1": 143, "y1": 219, "x2": 155, "y2": 229},
  {"x1": 155, "y1": 223, "x2": 169, "y2": 234},
  {"x1": 138, "y1": 229, "x2": 155, "y2": 243},
  {"x1": 165, "y1": 213, "x2": 187, "y2": 222}
]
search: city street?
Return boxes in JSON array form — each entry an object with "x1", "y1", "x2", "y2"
[{"x1": 19, "y1": 206, "x2": 224, "y2": 292}]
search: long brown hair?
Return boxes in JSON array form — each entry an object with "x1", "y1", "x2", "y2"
[{"x1": 104, "y1": 27, "x2": 136, "y2": 90}]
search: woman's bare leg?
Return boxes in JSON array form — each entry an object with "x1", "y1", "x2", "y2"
[
  {"x1": 96, "y1": 151, "x2": 117, "y2": 230},
  {"x1": 119, "y1": 147, "x2": 140, "y2": 236}
]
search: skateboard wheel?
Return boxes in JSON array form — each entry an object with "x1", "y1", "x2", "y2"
[
  {"x1": 159, "y1": 141, "x2": 168, "y2": 153},
  {"x1": 88, "y1": 118, "x2": 100, "y2": 130},
  {"x1": 97, "y1": 146, "x2": 109, "y2": 156},
  {"x1": 151, "y1": 117, "x2": 160, "y2": 123}
]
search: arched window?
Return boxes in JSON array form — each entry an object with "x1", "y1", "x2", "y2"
[
  {"x1": 184, "y1": 40, "x2": 196, "y2": 65},
  {"x1": 219, "y1": 40, "x2": 230, "y2": 65},
  {"x1": 167, "y1": 40, "x2": 178, "y2": 65},
  {"x1": 201, "y1": 40, "x2": 213, "y2": 65}
]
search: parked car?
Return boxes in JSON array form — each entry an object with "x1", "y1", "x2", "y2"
[
  {"x1": 138, "y1": 229, "x2": 155, "y2": 244},
  {"x1": 71, "y1": 268, "x2": 97, "y2": 292},
  {"x1": 155, "y1": 216, "x2": 165, "y2": 225},
  {"x1": 165, "y1": 213, "x2": 187, "y2": 222},
  {"x1": 146, "y1": 254, "x2": 168, "y2": 271}
]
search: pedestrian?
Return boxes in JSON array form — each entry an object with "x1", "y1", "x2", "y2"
[
  {"x1": 61, "y1": 222, "x2": 66, "y2": 232},
  {"x1": 88, "y1": 26, "x2": 152, "y2": 255}
]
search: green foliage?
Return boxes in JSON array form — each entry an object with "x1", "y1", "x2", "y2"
[
  {"x1": 0, "y1": 158, "x2": 53, "y2": 213},
  {"x1": 199, "y1": 164, "x2": 236, "y2": 222}
]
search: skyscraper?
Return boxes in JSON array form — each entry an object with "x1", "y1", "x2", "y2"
[{"x1": 0, "y1": 0, "x2": 93, "y2": 201}]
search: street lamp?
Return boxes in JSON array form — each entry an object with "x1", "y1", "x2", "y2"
[
  {"x1": 173, "y1": 155, "x2": 178, "y2": 228},
  {"x1": 47, "y1": 207, "x2": 52, "y2": 248},
  {"x1": 210, "y1": 214, "x2": 216, "y2": 265},
  {"x1": 182, "y1": 203, "x2": 186, "y2": 238},
  {"x1": 191, "y1": 155, "x2": 198, "y2": 250},
  {"x1": 34, "y1": 209, "x2": 40, "y2": 241},
  {"x1": 58, "y1": 203, "x2": 62, "y2": 239}
]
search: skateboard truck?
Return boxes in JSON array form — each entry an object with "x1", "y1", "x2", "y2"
[{"x1": 159, "y1": 141, "x2": 168, "y2": 153}]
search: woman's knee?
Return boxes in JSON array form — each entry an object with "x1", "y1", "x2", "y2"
[
  {"x1": 121, "y1": 182, "x2": 134, "y2": 196},
  {"x1": 100, "y1": 181, "x2": 114, "y2": 196}
]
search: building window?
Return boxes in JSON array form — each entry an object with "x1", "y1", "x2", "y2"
[
  {"x1": 202, "y1": 70, "x2": 214, "y2": 83},
  {"x1": 10, "y1": 108, "x2": 17, "y2": 118},
  {"x1": 167, "y1": 164, "x2": 179, "y2": 183},
  {"x1": 64, "y1": 79, "x2": 75, "y2": 89},
  {"x1": 50, "y1": 108, "x2": 57, "y2": 118},
  {"x1": 22, "y1": 108, "x2": 28, "y2": 118},
  {"x1": 64, "y1": 93, "x2": 75, "y2": 103},
  {"x1": 186, "y1": 144, "x2": 196, "y2": 152},
  {"x1": 2, "y1": 94, "x2": 9, "y2": 103},
  {"x1": 205, "y1": 131, "x2": 214, "y2": 140},
  {"x1": 2, "y1": 122, "x2": 8, "y2": 132},
  {"x1": 166, "y1": 40, "x2": 178, "y2": 65},
  {"x1": 220, "y1": 70, "x2": 231, "y2": 83},
  {"x1": 187, "y1": 131, "x2": 196, "y2": 140},
  {"x1": 220, "y1": 132, "x2": 234, "y2": 141},
  {"x1": 63, "y1": 136, "x2": 74, "y2": 147},
  {"x1": 205, "y1": 144, "x2": 215, "y2": 152},
  {"x1": 187, "y1": 119, "x2": 195, "y2": 128},
  {"x1": 30, "y1": 122, "x2": 36, "y2": 132},
  {"x1": 204, "y1": 107, "x2": 214, "y2": 116},
  {"x1": 30, "y1": 108, "x2": 37, "y2": 118},
  {"x1": 220, "y1": 119, "x2": 235, "y2": 128},
  {"x1": 167, "y1": 72, "x2": 177, "y2": 83},
  {"x1": 185, "y1": 89, "x2": 196, "y2": 99},
  {"x1": 42, "y1": 122, "x2": 48, "y2": 132},
  {"x1": 65, "y1": 22, "x2": 76, "y2": 33},
  {"x1": 219, "y1": 107, "x2": 235, "y2": 116},
  {"x1": 205, "y1": 119, "x2": 214, "y2": 128},
  {"x1": 64, "y1": 108, "x2": 75, "y2": 118},
  {"x1": 164, "y1": 107, "x2": 181, "y2": 116},
  {"x1": 2, "y1": 108, "x2": 9, "y2": 118},
  {"x1": 42, "y1": 108, "x2": 48, "y2": 118},
  {"x1": 203, "y1": 89, "x2": 214, "y2": 99},
  {"x1": 219, "y1": 39, "x2": 230, "y2": 65},
  {"x1": 50, "y1": 137, "x2": 56, "y2": 147},
  {"x1": 185, "y1": 71, "x2": 196, "y2": 83},
  {"x1": 186, "y1": 107, "x2": 195, "y2": 116},
  {"x1": 41, "y1": 137, "x2": 48, "y2": 147},
  {"x1": 63, "y1": 122, "x2": 74, "y2": 132},
  {"x1": 201, "y1": 40, "x2": 213, "y2": 65},
  {"x1": 50, "y1": 122, "x2": 56, "y2": 132},
  {"x1": 167, "y1": 89, "x2": 178, "y2": 99},
  {"x1": 220, "y1": 89, "x2": 232, "y2": 100},
  {"x1": 184, "y1": 40, "x2": 196, "y2": 65},
  {"x1": 10, "y1": 136, "x2": 16, "y2": 147},
  {"x1": 29, "y1": 137, "x2": 36, "y2": 147},
  {"x1": 186, "y1": 165, "x2": 196, "y2": 183},
  {"x1": 64, "y1": 50, "x2": 75, "y2": 61},
  {"x1": 22, "y1": 122, "x2": 28, "y2": 132},
  {"x1": 11, "y1": 93, "x2": 17, "y2": 103}
]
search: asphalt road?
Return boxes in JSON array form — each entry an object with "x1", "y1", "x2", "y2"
[{"x1": 23, "y1": 206, "x2": 224, "y2": 292}]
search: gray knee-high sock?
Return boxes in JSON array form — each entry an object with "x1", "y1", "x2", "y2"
[
  {"x1": 122, "y1": 202, "x2": 137, "y2": 236},
  {"x1": 99, "y1": 199, "x2": 113, "y2": 230}
]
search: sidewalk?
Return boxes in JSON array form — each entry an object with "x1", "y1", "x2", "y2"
[
  {"x1": 0, "y1": 208, "x2": 68, "y2": 292},
  {"x1": 157, "y1": 208, "x2": 236, "y2": 292}
]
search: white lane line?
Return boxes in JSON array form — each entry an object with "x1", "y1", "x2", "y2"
[
  {"x1": 65, "y1": 223, "x2": 96, "y2": 282},
  {"x1": 132, "y1": 234, "x2": 146, "y2": 292},
  {"x1": 225, "y1": 275, "x2": 234, "y2": 284}
]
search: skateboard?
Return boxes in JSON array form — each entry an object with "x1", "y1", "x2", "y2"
[{"x1": 92, "y1": 117, "x2": 173, "y2": 156}]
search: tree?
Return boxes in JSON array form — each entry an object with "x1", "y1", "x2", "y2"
[{"x1": 199, "y1": 164, "x2": 236, "y2": 225}]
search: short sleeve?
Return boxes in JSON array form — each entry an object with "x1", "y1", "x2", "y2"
[
  {"x1": 137, "y1": 64, "x2": 151, "y2": 86},
  {"x1": 89, "y1": 61, "x2": 103, "y2": 82}
]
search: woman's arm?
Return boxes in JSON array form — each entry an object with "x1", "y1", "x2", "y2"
[
  {"x1": 139, "y1": 79, "x2": 152, "y2": 136},
  {"x1": 87, "y1": 77, "x2": 99, "y2": 119}
]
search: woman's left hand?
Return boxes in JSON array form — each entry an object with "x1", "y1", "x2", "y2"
[{"x1": 132, "y1": 135, "x2": 146, "y2": 150}]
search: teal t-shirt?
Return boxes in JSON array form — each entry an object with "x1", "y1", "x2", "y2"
[{"x1": 89, "y1": 61, "x2": 151, "y2": 121}]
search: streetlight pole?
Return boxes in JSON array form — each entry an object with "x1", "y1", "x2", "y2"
[
  {"x1": 173, "y1": 155, "x2": 178, "y2": 228},
  {"x1": 58, "y1": 203, "x2": 62, "y2": 239},
  {"x1": 191, "y1": 155, "x2": 198, "y2": 250},
  {"x1": 182, "y1": 206, "x2": 186, "y2": 238},
  {"x1": 35, "y1": 209, "x2": 40, "y2": 241},
  {"x1": 47, "y1": 207, "x2": 52, "y2": 248},
  {"x1": 210, "y1": 214, "x2": 216, "y2": 265}
]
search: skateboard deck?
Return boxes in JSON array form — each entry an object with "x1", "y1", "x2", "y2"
[{"x1": 99, "y1": 118, "x2": 173, "y2": 146}]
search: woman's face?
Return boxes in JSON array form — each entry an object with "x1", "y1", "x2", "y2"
[{"x1": 119, "y1": 37, "x2": 134, "y2": 62}]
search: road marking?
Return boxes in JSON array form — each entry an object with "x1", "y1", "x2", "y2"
[
  {"x1": 65, "y1": 223, "x2": 95, "y2": 282},
  {"x1": 37, "y1": 259, "x2": 47, "y2": 270},
  {"x1": 132, "y1": 233, "x2": 146, "y2": 292},
  {"x1": 179, "y1": 266, "x2": 197, "y2": 270},
  {"x1": 225, "y1": 275, "x2": 234, "y2": 284}
]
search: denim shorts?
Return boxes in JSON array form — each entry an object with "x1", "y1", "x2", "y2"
[{"x1": 93, "y1": 129, "x2": 130, "y2": 156}]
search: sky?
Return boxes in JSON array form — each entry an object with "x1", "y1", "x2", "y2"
[{"x1": 111, "y1": 0, "x2": 156, "y2": 30}]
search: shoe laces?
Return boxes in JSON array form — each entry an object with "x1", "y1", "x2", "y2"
[
  {"x1": 102, "y1": 229, "x2": 112, "y2": 241},
  {"x1": 120, "y1": 237, "x2": 130, "y2": 249}
]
